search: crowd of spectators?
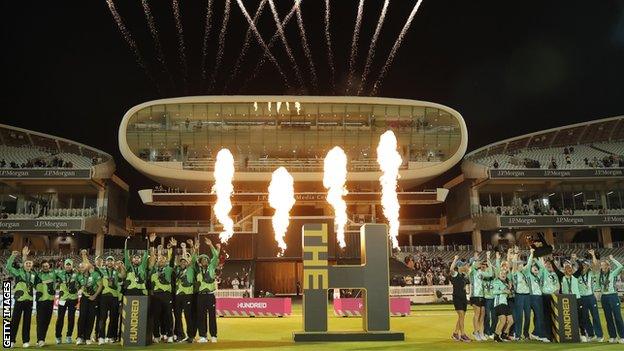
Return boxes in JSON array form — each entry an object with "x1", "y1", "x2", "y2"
[
  {"x1": 0, "y1": 156, "x2": 74, "y2": 169},
  {"x1": 392, "y1": 253, "x2": 451, "y2": 286}
]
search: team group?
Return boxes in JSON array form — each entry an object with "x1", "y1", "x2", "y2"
[{"x1": 6, "y1": 234, "x2": 220, "y2": 348}]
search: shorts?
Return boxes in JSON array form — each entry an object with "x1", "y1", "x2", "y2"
[
  {"x1": 453, "y1": 297, "x2": 468, "y2": 311},
  {"x1": 470, "y1": 297, "x2": 485, "y2": 307},
  {"x1": 495, "y1": 304, "x2": 512, "y2": 316}
]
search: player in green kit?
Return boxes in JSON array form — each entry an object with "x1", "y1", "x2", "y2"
[
  {"x1": 98, "y1": 255, "x2": 123, "y2": 344},
  {"x1": 76, "y1": 250, "x2": 103, "y2": 345},
  {"x1": 148, "y1": 235, "x2": 176, "y2": 343},
  {"x1": 55, "y1": 258, "x2": 79, "y2": 344},
  {"x1": 174, "y1": 240, "x2": 197, "y2": 342},
  {"x1": 6, "y1": 246, "x2": 36, "y2": 348},
  {"x1": 195, "y1": 237, "x2": 221, "y2": 343},
  {"x1": 123, "y1": 239, "x2": 149, "y2": 296},
  {"x1": 34, "y1": 259, "x2": 58, "y2": 346}
]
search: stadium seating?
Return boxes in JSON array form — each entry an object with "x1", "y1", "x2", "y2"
[{"x1": 0, "y1": 145, "x2": 93, "y2": 169}]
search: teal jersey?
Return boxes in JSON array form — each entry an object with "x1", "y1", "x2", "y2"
[
  {"x1": 596, "y1": 258, "x2": 624, "y2": 295},
  {"x1": 513, "y1": 271, "x2": 531, "y2": 294},
  {"x1": 469, "y1": 262, "x2": 493, "y2": 298},
  {"x1": 492, "y1": 278, "x2": 510, "y2": 307},
  {"x1": 577, "y1": 270, "x2": 594, "y2": 297},
  {"x1": 561, "y1": 275, "x2": 580, "y2": 299}
]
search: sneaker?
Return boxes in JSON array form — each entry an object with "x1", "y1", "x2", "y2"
[
  {"x1": 65, "y1": 337, "x2": 72, "y2": 344},
  {"x1": 37, "y1": 340, "x2": 45, "y2": 347},
  {"x1": 198, "y1": 337, "x2": 208, "y2": 343},
  {"x1": 152, "y1": 337, "x2": 159, "y2": 344},
  {"x1": 23, "y1": 343, "x2": 30, "y2": 348},
  {"x1": 98, "y1": 338, "x2": 105, "y2": 345},
  {"x1": 529, "y1": 334, "x2": 540, "y2": 341},
  {"x1": 473, "y1": 332, "x2": 482, "y2": 341},
  {"x1": 494, "y1": 334, "x2": 503, "y2": 343},
  {"x1": 178, "y1": 336, "x2": 188, "y2": 343},
  {"x1": 75, "y1": 338, "x2": 84, "y2": 345},
  {"x1": 210, "y1": 337, "x2": 217, "y2": 343},
  {"x1": 580, "y1": 335, "x2": 588, "y2": 342},
  {"x1": 618, "y1": 338, "x2": 624, "y2": 344},
  {"x1": 85, "y1": 339, "x2": 92, "y2": 345},
  {"x1": 167, "y1": 337, "x2": 174, "y2": 343},
  {"x1": 451, "y1": 333, "x2": 460, "y2": 341},
  {"x1": 594, "y1": 337, "x2": 604, "y2": 342},
  {"x1": 55, "y1": 338, "x2": 62, "y2": 345},
  {"x1": 541, "y1": 338, "x2": 551, "y2": 343},
  {"x1": 609, "y1": 338, "x2": 617, "y2": 343},
  {"x1": 487, "y1": 334, "x2": 495, "y2": 340}
]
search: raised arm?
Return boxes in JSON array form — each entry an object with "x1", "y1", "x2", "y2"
[
  {"x1": 589, "y1": 249, "x2": 599, "y2": 273},
  {"x1": 523, "y1": 249, "x2": 535, "y2": 274},
  {"x1": 610, "y1": 255, "x2": 623, "y2": 275},
  {"x1": 6, "y1": 251, "x2": 20, "y2": 276},
  {"x1": 450, "y1": 255, "x2": 459, "y2": 273},
  {"x1": 168, "y1": 238, "x2": 177, "y2": 268}
]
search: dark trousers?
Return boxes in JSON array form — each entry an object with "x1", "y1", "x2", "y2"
[
  {"x1": 174, "y1": 294, "x2": 194, "y2": 339},
  {"x1": 484, "y1": 298, "x2": 494, "y2": 335},
  {"x1": 196, "y1": 293, "x2": 217, "y2": 338},
  {"x1": 507, "y1": 298, "x2": 516, "y2": 336},
  {"x1": 529, "y1": 294, "x2": 545, "y2": 338},
  {"x1": 56, "y1": 299, "x2": 78, "y2": 338},
  {"x1": 36, "y1": 300, "x2": 54, "y2": 342},
  {"x1": 77, "y1": 297, "x2": 98, "y2": 340},
  {"x1": 151, "y1": 292, "x2": 174, "y2": 338},
  {"x1": 514, "y1": 293, "x2": 530, "y2": 338},
  {"x1": 98, "y1": 295, "x2": 120, "y2": 339},
  {"x1": 541, "y1": 294, "x2": 553, "y2": 340},
  {"x1": 601, "y1": 293, "x2": 624, "y2": 338},
  {"x1": 579, "y1": 294, "x2": 603, "y2": 338},
  {"x1": 10, "y1": 300, "x2": 33, "y2": 343}
]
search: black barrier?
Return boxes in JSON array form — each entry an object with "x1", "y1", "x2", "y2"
[
  {"x1": 121, "y1": 295, "x2": 152, "y2": 347},
  {"x1": 550, "y1": 294, "x2": 580, "y2": 343}
]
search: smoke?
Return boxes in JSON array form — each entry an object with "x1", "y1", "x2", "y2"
[
  {"x1": 346, "y1": 0, "x2": 365, "y2": 95},
  {"x1": 358, "y1": 0, "x2": 389, "y2": 96},
  {"x1": 376, "y1": 130, "x2": 402, "y2": 249},
  {"x1": 370, "y1": 0, "x2": 424, "y2": 96},
  {"x1": 213, "y1": 149, "x2": 235, "y2": 243},
  {"x1": 268, "y1": 167, "x2": 296, "y2": 257},
  {"x1": 323, "y1": 147, "x2": 348, "y2": 248}
]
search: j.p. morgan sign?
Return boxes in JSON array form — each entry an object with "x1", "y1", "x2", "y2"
[
  {"x1": 490, "y1": 168, "x2": 624, "y2": 179},
  {"x1": 0, "y1": 168, "x2": 92, "y2": 179},
  {"x1": 500, "y1": 215, "x2": 624, "y2": 228},
  {"x1": 0, "y1": 219, "x2": 84, "y2": 231}
]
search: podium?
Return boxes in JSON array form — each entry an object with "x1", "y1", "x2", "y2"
[
  {"x1": 121, "y1": 295, "x2": 152, "y2": 346},
  {"x1": 549, "y1": 294, "x2": 580, "y2": 343}
]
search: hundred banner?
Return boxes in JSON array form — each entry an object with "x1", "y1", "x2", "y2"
[
  {"x1": 500, "y1": 215, "x2": 624, "y2": 228},
  {"x1": 0, "y1": 168, "x2": 92, "y2": 179},
  {"x1": 549, "y1": 294, "x2": 580, "y2": 343},
  {"x1": 490, "y1": 168, "x2": 624, "y2": 179},
  {"x1": 0, "y1": 218, "x2": 84, "y2": 231},
  {"x1": 293, "y1": 223, "x2": 404, "y2": 342},
  {"x1": 216, "y1": 297, "x2": 292, "y2": 317},
  {"x1": 333, "y1": 298, "x2": 411, "y2": 317},
  {"x1": 121, "y1": 295, "x2": 151, "y2": 347}
]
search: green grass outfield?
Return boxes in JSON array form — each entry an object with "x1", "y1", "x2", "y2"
[{"x1": 10, "y1": 302, "x2": 624, "y2": 350}]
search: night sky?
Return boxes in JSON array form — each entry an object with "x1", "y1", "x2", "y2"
[{"x1": 2, "y1": 0, "x2": 624, "y2": 218}]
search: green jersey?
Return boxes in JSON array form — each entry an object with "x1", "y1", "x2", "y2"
[
  {"x1": 124, "y1": 250, "x2": 149, "y2": 295},
  {"x1": 150, "y1": 265, "x2": 173, "y2": 293},
  {"x1": 99, "y1": 267, "x2": 122, "y2": 298},
  {"x1": 596, "y1": 258, "x2": 623, "y2": 295},
  {"x1": 175, "y1": 255, "x2": 196, "y2": 295},
  {"x1": 492, "y1": 278, "x2": 510, "y2": 307},
  {"x1": 196, "y1": 246, "x2": 220, "y2": 293},
  {"x1": 77, "y1": 270, "x2": 102, "y2": 298},
  {"x1": 5, "y1": 254, "x2": 36, "y2": 302},
  {"x1": 35, "y1": 270, "x2": 57, "y2": 302},
  {"x1": 55, "y1": 269, "x2": 79, "y2": 301}
]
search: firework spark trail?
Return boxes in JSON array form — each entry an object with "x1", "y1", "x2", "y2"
[
  {"x1": 323, "y1": 147, "x2": 348, "y2": 249},
  {"x1": 240, "y1": 1, "x2": 301, "y2": 92},
  {"x1": 141, "y1": 0, "x2": 174, "y2": 89},
  {"x1": 235, "y1": 0, "x2": 292, "y2": 90},
  {"x1": 223, "y1": 0, "x2": 269, "y2": 93},
  {"x1": 357, "y1": 0, "x2": 389, "y2": 96},
  {"x1": 105, "y1": 0, "x2": 160, "y2": 93},
  {"x1": 268, "y1": 0, "x2": 306, "y2": 92},
  {"x1": 376, "y1": 131, "x2": 402, "y2": 250},
  {"x1": 325, "y1": 0, "x2": 336, "y2": 92},
  {"x1": 345, "y1": 0, "x2": 365, "y2": 95},
  {"x1": 200, "y1": 0, "x2": 215, "y2": 87},
  {"x1": 268, "y1": 167, "x2": 296, "y2": 257},
  {"x1": 171, "y1": 0, "x2": 188, "y2": 89},
  {"x1": 207, "y1": 0, "x2": 232, "y2": 93},
  {"x1": 370, "y1": 0, "x2": 424, "y2": 96},
  {"x1": 213, "y1": 149, "x2": 235, "y2": 244},
  {"x1": 294, "y1": 0, "x2": 318, "y2": 91}
]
